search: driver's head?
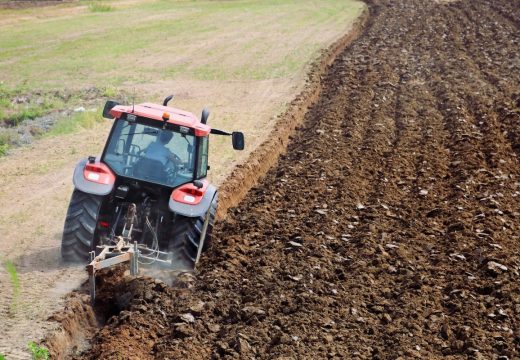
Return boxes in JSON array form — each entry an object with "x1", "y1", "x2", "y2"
[{"x1": 159, "y1": 130, "x2": 173, "y2": 144}]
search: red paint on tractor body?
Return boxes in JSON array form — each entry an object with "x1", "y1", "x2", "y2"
[
  {"x1": 110, "y1": 103, "x2": 211, "y2": 136},
  {"x1": 171, "y1": 180, "x2": 209, "y2": 205}
]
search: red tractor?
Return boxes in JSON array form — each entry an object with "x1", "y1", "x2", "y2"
[{"x1": 60, "y1": 96, "x2": 244, "y2": 271}]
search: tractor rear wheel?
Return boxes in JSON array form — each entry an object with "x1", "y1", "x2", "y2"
[
  {"x1": 169, "y1": 194, "x2": 217, "y2": 270},
  {"x1": 61, "y1": 189, "x2": 103, "y2": 262}
]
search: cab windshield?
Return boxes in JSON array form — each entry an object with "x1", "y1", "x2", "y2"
[{"x1": 103, "y1": 119, "x2": 195, "y2": 188}]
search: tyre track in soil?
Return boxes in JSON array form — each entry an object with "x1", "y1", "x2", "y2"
[{"x1": 57, "y1": 0, "x2": 519, "y2": 358}]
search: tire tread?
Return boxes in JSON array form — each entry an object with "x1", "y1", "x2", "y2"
[
  {"x1": 168, "y1": 194, "x2": 217, "y2": 269},
  {"x1": 61, "y1": 189, "x2": 103, "y2": 262}
]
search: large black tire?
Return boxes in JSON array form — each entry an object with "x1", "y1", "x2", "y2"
[
  {"x1": 169, "y1": 194, "x2": 217, "y2": 270},
  {"x1": 61, "y1": 189, "x2": 103, "y2": 262}
]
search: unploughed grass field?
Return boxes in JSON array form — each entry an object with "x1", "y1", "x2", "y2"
[
  {"x1": 0, "y1": 0, "x2": 364, "y2": 175},
  {"x1": 0, "y1": 0, "x2": 362, "y2": 87}
]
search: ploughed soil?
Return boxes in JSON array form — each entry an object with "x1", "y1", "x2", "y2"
[{"x1": 75, "y1": 0, "x2": 519, "y2": 358}]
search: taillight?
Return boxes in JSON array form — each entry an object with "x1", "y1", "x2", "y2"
[
  {"x1": 98, "y1": 221, "x2": 110, "y2": 229},
  {"x1": 83, "y1": 162, "x2": 115, "y2": 185},
  {"x1": 171, "y1": 181, "x2": 208, "y2": 205}
]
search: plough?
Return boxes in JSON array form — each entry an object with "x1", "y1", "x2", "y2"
[
  {"x1": 86, "y1": 237, "x2": 174, "y2": 304},
  {"x1": 86, "y1": 201, "x2": 212, "y2": 303}
]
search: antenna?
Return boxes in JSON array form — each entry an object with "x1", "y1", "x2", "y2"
[{"x1": 132, "y1": 87, "x2": 135, "y2": 113}]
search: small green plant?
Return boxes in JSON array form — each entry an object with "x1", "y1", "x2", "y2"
[
  {"x1": 27, "y1": 342, "x2": 50, "y2": 360},
  {"x1": 47, "y1": 110, "x2": 103, "y2": 136},
  {"x1": 4, "y1": 107, "x2": 46, "y2": 126},
  {"x1": 0, "y1": 143, "x2": 8, "y2": 156},
  {"x1": 88, "y1": 1, "x2": 113, "y2": 12},
  {"x1": 0, "y1": 86, "x2": 63, "y2": 127},
  {"x1": 3, "y1": 259, "x2": 20, "y2": 314},
  {"x1": 0, "y1": 352, "x2": 6, "y2": 360},
  {"x1": 102, "y1": 86, "x2": 118, "y2": 98},
  {"x1": 0, "y1": 129, "x2": 16, "y2": 157}
]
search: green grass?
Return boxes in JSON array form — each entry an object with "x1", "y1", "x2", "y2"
[
  {"x1": 88, "y1": 1, "x2": 113, "y2": 12},
  {"x1": 0, "y1": 128, "x2": 18, "y2": 156},
  {"x1": 0, "y1": 106, "x2": 105, "y2": 157},
  {"x1": 0, "y1": 353, "x2": 6, "y2": 360},
  {"x1": 102, "y1": 85, "x2": 119, "y2": 98},
  {"x1": 0, "y1": 143, "x2": 8, "y2": 156},
  {"x1": 27, "y1": 342, "x2": 50, "y2": 360},
  {"x1": 0, "y1": 0, "x2": 364, "y2": 88},
  {"x1": 3, "y1": 259, "x2": 20, "y2": 313},
  {"x1": 47, "y1": 110, "x2": 104, "y2": 136},
  {"x1": 0, "y1": 84, "x2": 64, "y2": 126}
]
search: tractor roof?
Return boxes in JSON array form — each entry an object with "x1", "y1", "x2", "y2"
[{"x1": 109, "y1": 103, "x2": 211, "y2": 136}]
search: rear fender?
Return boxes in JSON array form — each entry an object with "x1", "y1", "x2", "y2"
[
  {"x1": 169, "y1": 180, "x2": 217, "y2": 217},
  {"x1": 73, "y1": 158, "x2": 115, "y2": 196}
]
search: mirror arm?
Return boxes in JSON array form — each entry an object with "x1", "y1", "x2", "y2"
[{"x1": 210, "y1": 128, "x2": 232, "y2": 136}]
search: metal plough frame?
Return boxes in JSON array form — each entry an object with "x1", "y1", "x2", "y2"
[
  {"x1": 86, "y1": 205, "x2": 212, "y2": 303},
  {"x1": 86, "y1": 237, "x2": 171, "y2": 303}
]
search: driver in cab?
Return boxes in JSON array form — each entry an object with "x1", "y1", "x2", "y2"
[{"x1": 144, "y1": 130, "x2": 182, "y2": 167}]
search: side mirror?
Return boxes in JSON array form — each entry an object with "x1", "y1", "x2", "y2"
[
  {"x1": 232, "y1": 132, "x2": 244, "y2": 150},
  {"x1": 102, "y1": 100, "x2": 120, "y2": 119},
  {"x1": 201, "y1": 108, "x2": 210, "y2": 124}
]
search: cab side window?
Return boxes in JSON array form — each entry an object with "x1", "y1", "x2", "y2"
[{"x1": 197, "y1": 136, "x2": 208, "y2": 178}]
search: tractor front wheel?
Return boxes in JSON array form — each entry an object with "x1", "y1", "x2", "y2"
[{"x1": 61, "y1": 189, "x2": 103, "y2": 262}]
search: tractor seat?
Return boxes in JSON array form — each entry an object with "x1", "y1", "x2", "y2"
[{"x1": 133, "y1": 158, "x2": 168, "y2": 183}]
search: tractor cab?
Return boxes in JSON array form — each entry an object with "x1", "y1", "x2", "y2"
[
  {"x1": 100, "y1": 99, "x2": 243, "y2": 189},
  {"x1": 103, "y1": 110, "x2": 204, "y2": 189},
  {"x1": 102, "y1": 101, "x2": 209, "y2": 188}
]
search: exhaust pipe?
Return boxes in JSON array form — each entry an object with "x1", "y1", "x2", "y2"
[
  {"x1": 163, "y1": 95, "x2": 173, "y2": 106},
  {"x1": 201, "y1": 108, "x2": 210, "y2": 124}
]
